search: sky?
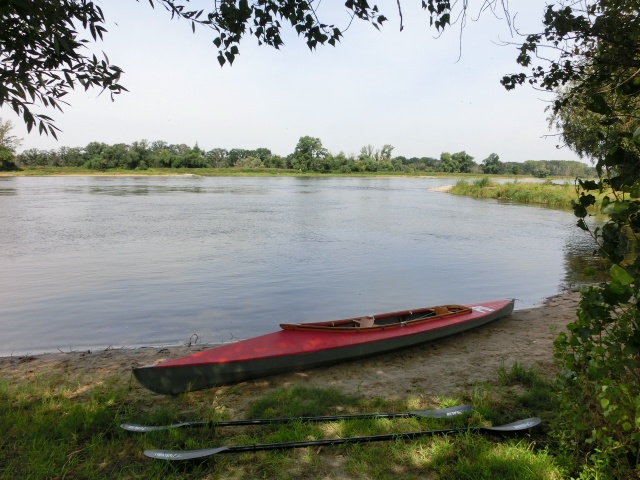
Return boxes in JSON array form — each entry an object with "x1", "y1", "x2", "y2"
[{"x1": 4, "y1": 0, "x2": 587, "y2": 164}]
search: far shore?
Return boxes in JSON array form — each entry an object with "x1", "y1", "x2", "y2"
[{"x1": 0, "y1": 166, "x2": 559, "y2": 182}]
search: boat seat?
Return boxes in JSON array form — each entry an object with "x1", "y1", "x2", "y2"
[
  {"x1": 434, "y1": 306, "x2": 449, "y2": 316},
  {"x1": 355, "y1": 316, "x2": 376, "y2": 328}
]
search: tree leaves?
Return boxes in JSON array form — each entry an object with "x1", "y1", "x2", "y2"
[
  {"x1": 610, "y1": 264, "x2": 634, "y2": 287},
  {"x1": 541, "y1": 2, "x2": 640, "y2": 475},
  {"x1": 3, "y1": 0, "x2": 481, "y2": 133},
  {"x1": 1, "y1": 0, "x2": 125, "y2": 136}
]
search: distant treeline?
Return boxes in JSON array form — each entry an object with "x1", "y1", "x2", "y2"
[{"x1": 14, "y1": 136, "x2": 596, "y2": 177}]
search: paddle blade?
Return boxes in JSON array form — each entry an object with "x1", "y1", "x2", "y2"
[
  {"x1": 144, "y1": 446, "x2": 229, "y2": 460},
  {"x1": 410, "y1": 404, "x2": 473, "y2": 418},
  {"x1": 486, "y1": 417, "x2": 541, "y2": 432},
  {"x1": 121, "y1": 422, "x2": 203, "y2": 432}
]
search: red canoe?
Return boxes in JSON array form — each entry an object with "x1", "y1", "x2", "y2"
[{"x1": 133, "y1": 299, "x2": 515, "y2": 394}]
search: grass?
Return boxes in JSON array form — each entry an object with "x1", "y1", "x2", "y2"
[
  {"x1": 0, "y1": 363, "x2": 567, "y2": 479},
  {"x1": 451, "y1": 178, "x2": 607, "y2": 210}
]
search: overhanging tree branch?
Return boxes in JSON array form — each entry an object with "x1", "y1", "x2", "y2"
[{"x1": 0, "y1": 0, "x2": 508, "y2": 135}]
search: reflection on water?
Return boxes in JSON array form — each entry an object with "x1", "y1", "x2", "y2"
[
  {"x1": 0, "y1": 177, "x2": 17, "y2": 195},
  {"x1": 0, "y1": 176, "x2": 598, "y2": 355}
]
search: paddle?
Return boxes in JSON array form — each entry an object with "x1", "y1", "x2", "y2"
[
  {"x1": 121, "y1": 404, "x2": 473, "y2": 432},
  {"x1": 144, "y1": 417, "x2": 541, "y2": 460}
]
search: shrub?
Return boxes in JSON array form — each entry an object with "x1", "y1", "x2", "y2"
[{"x1": 553, "y1": 287, "x2": 640, "y2": 479}]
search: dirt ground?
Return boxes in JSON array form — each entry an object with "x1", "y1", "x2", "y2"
[{"x1": 0, "y1": 292, "x2": 580, "y2": 414}]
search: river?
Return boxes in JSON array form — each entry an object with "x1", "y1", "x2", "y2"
[{"x1": 0, "y1": 175, "x2": 595, "y2": 355}]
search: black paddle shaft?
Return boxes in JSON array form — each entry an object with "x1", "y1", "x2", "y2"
[
  {"x1": 122, "y1": 404, "x2": 473, "y2": 432},
  {"x1": 144, "y1": 417, "x2": 542, "y2": 460}
]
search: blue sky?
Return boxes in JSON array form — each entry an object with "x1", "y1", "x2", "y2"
[{"x1": 5, "y1": 0, "x2": 586, "y2": 164}]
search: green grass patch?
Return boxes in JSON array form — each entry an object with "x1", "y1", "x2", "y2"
[
  {"x1": 451, "y1": 178, "x2": 606, "y2": 210},
  {"x1": 0, "y1": 363, "x2": 571, "y2": 479}
]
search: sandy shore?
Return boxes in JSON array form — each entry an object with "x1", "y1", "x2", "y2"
[{"x1": 1, "y1": 291, "x2": 579, "y2": 412}]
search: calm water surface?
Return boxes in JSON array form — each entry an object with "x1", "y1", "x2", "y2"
[{"x1": 0, "y1": 176, "x2": 595, "y2": 355}]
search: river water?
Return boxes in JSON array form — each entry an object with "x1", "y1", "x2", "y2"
[{"x1": 0, "y1": 176, "x2": 595, "y2": 355}]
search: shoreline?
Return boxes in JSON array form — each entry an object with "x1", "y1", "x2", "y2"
[
  {"x1": 1, "y1": 291, "x2": 580, "y2": 414},
  {"x1": 0, "y1": 293, "x2": 573, "y2": 361}
]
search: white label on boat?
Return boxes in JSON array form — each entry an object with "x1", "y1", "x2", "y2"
[{"x1": 472, "y1": 306, "x2": 494, "y2": 313}]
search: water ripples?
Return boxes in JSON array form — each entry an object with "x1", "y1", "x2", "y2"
[{"x1": 0, "y1": 175, "x2": 595, "y2": 355}]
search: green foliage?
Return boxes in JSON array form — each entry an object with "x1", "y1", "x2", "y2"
[
  {"x1": 155, "y1": 1, "x2": 466, "y2": 66},
  {"x1": 452, "y1": 151, "x2": 476, "y2": 173},
  {"x1": 473, "y1": 177, "x2": 492, "y2": 188},
  {"x1": 13, "y1": 138, "x2": 596, "y2": 177},
  {"x1": 505, "y1": 1, "x2": 640, "y2": 477},
  {"x1": 291, "y1": 136, "x2": 328, "y2": 171},
  {"x1": 1, "y1": 1, "x2": 126, "y2": 137},
  {"x1": 235, "y1": 156, "x2": 265, "y2": 168},
  {"x1": 0, "y1": 371, "x2": 566, "y2": 480},
  {"x1": 0, "y1": 1, "x2": 502, "y2": 135},
  {"x1": 436, "y1": 151, "x2": 479, "y2": 173},
  {"x1": 451, "y1": 179, "x2": 589, "y2": 209},
  {"x1": 533, "y1": 168, "x2": 550, "y2": 179},
  {"x1": 0, "y1": 146, "x2": 17, "y2": 171},
  {"x1": 553, "y1": 289, "x2": 640, "y2": 479},
  {"x1": 481, "y1": 153, "x2": 503, "y2": 174},
  {"x1": 0, "y1": 118, "x2": 21, "y2": 152}
]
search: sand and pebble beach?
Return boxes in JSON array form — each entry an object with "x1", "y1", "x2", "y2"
[{"x1": 1, "y1": 291, "x2": 580, "y2": 413}]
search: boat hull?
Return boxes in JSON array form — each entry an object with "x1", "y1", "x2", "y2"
[{"x1": 133, "y1": 299, "x2": 514, "y2": 395}]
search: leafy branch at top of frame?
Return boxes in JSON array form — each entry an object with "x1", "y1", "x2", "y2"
[
  {"x1": 1, "y1": 0, "x2": 127, "y2": 137},
  {"x1": 150, "y1": 0, "x2": 473, "y2": 66},
  {"x1": 501, "y1": 2, "x2": 640, "y2": 100}
]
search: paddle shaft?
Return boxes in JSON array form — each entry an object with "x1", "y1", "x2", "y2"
[
  {"x1": 226, "y1": 426, "x2": 481, "y2": 453},
  {"x1": 144, "y1": 417, "x2": 541, "y2": 460},
  {"x1": 122, "y1": 404, "x2": 472, "y2": 432}
]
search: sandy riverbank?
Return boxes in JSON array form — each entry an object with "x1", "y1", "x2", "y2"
[{"x1": 0, "y1": 291, "x2": 580, "y2": 414}]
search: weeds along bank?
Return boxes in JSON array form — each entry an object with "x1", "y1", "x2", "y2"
[
  {"x1": 450, "y1": 178, "x2": 604, "y2": 210},
  {"x1": 0, "y1": 362, "x2": 563, "y2": 479},
  {"x1": 0, "y1": 292, "x2": 582, "y2": 479}
]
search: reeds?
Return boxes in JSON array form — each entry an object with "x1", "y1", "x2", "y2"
[{"x1": 451, "y1": 178, "x2": 602, "y2": 210}]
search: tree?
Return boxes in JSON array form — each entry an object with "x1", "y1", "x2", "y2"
[
  {"x1": 379, "y1": 144, "x2": 394, "y2": 162},
  {"x1": 291, "y1": 136, "x2": 327, "y2": 171},
  {"x1": 481, "y1": 153, "x2": 503, "y2": 174},
  {"x1": 504, "y1": 1, "x2": 640, "y2": 476},
  {"x1": 438, "y1": 152, "x2": 458, "y2": 173},
  {"x1": 437, "y1": 151, "x2": 476, "y2": 173},
  {"x1": 235, "y1": 156, "x2": 264, "y2": 168},
  {"x1": 451, "y1": 151, "x2": 476, "y2": 173},
  {"x1": 0, "y1": 118, "x2": 21, "y2": 170},
  {"x1": 357, "y1": 144, "x2": 396, "y2": 171},
  {"x1": 550, "y1": 89, "x2": 640, "y2": 177},
  {"x1": 0, "y1": 118, "x2": 21, "y2": 152}
]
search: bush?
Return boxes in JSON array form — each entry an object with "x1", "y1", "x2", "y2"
[
  {"x1": 0, "y1": 147, "x2": 17, "y2": 171},
  {"x1": 83, "y1": 156, "x2": 115, "y2": 170},
  {"x1": 473, "y1": 177, "x2": 492, "y2": 188},
  {"x1": 553, "y1": 287, "x2": 640, "y2": 479},
  {"x1": 235, "y1": 156, "x2": 264, "y2": 168}
]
